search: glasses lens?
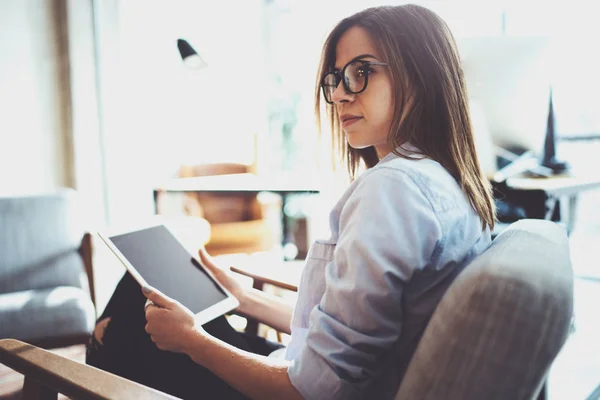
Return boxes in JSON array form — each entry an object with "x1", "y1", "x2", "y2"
[
  {"x1": 322, "y1": 73, "x2": 339, "y2": 103},
  {"x1": 344, "y1": 61, "x2": 368, "y2": 94}
]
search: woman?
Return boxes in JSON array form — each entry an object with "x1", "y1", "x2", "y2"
[{"x1": 88, "y1": 4, "x2": 495, "y2": 399}]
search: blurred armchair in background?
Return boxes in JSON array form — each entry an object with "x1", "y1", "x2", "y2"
[{"x1": 0, "y1": 189, "x2": 96, "y2": 349}]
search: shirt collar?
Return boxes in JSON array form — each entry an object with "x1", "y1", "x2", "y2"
[{"x1": 378, "y1": 143, "x2": 422, "y2": 165}]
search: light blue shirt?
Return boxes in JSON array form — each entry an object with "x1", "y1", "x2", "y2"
[{"x1": 286, "y1": 147, "x2": 491, "y2": 399}]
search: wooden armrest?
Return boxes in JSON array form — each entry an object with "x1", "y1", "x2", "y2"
[
  {"x1": 0, "y1": 339, "x2": 177, "y2": 400},
  {"x1": 229, "y1": 260, "x2": 304, "y2": 292}
]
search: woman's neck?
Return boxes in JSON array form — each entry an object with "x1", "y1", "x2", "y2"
[{"x1": 374, "y1": 143, "x2": 393, "y2": 159}]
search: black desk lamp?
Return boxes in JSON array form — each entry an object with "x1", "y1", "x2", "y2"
[
  {"x1": 177, "y1": 38, "x2": 207, "y2": 70},
  {"x1": 540, "y1": 88, "x2": 569, "y2": 173}
]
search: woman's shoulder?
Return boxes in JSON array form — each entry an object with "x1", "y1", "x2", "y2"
[{"x1": 355, "y1": 151, "x2": 469, "y2": 215}]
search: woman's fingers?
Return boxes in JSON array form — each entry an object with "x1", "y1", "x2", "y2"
[
  {"x1": 144, "y1": 299, "x2": 153, "y2": 310},
  {"x1": 198, "y1": 247, "x2": 219, "y2": 272}
]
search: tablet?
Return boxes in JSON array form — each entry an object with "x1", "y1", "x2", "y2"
[{"x1": 98, "y1": 220, "x2": 239, "y2": 325}]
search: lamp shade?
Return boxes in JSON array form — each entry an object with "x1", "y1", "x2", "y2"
[{"x1": 177, "y1": 38, "x2": 207, "y2": 70}]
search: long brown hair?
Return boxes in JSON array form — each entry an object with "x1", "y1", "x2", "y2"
[{"x1": 314, "y1": 4, "x2": 495, "y2": 230}]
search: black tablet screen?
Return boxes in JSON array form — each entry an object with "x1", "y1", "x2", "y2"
[{"x1": 110, "y1": 225, "x2": 228, "y2": 314}]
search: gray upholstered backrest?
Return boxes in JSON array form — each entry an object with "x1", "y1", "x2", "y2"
[
  {"x1": 0, "y1": 189, "x2": 88, "y2": 294},
  {"x1": 396, "y1": 220, "x2": 574, "y2": 400}
]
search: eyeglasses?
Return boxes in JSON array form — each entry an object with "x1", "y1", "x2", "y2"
[{"x1": 321, "y1": 59, "x2": 389, "y2": 104}]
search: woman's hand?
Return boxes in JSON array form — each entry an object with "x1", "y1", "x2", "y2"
[
  {"x1": 197, "y1": 247, "x2": 247, "y2": 312},
  {"x1": 143, "y1": 286, "x2": 203, "y2": 353},
  {"x1": 200, "y1": 247, "x2": 294, "y2": 334}
]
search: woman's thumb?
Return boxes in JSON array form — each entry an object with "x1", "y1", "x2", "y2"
[{"x1": 142, "y1": 285, "x2": 174, "y2": 309}]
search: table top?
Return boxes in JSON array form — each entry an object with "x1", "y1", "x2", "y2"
[
  {"x1": 505, "y1": 171, "x2": 600, "y2": 197},
  {"x1": 155, "y1": 173, "x2": 321, "y2": 194}
]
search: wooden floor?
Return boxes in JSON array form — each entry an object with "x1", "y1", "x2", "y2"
[{"x1": 0, "y1": 344, "x2": 86, "y2": 399}]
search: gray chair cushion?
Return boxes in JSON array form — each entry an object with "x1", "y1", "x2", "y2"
[
  {"x1": 396, "y1": 220, "x2": 574, "y2": 400},
  {"x1": 0, "y1": 286, "x2": 95, "y2": 343},
  {"x1": 0, "y1": 251, "x2": 88, "y2": 295},
  {"x1": 0, "y1": 189, "x2": 88, "y2": 294}
]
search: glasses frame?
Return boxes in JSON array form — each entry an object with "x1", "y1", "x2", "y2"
[{"x1": 321, "y1": 59, "x2": 389, "y2": 105}]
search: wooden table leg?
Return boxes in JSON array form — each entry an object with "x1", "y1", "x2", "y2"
[{"x1": 566, "y1": 194, "x2": 578, "y2": 234}]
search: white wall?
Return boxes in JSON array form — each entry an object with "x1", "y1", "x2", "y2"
[
  {"x1": 0, "y1": 0, "x2": 111, "y2": 231},
  {"x1": 0, "y1": 0, "x2": 72, "y2": 194}
]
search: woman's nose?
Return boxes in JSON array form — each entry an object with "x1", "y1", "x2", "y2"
[{"x1": 331, "y1": 81, "x2": 354, "y2": 104}]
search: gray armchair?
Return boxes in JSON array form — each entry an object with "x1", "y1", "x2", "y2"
[
  {"x1": 0, "y1": 189, "x2": 96, "y2": 349},
  {"x1": 396, "y1": 219, "x2": 573, "y2": 399},
  {"x1": 0, "y1": 220, "x2": 573, "y2": 399}
]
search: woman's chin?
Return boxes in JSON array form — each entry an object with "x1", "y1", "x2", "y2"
[{"x1": 345, "y1": 138, "x2": 371, "y2": 150}]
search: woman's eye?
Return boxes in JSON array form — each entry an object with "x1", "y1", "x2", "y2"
[{"x1": 356, "y1": 67, "x2": 374, "y2": 77}]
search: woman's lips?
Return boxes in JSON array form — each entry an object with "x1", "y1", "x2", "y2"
[{"x1": 341, "y1": 116, "x2": 362, "y2": 128}]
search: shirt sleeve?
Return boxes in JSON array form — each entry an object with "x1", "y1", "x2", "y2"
[{"x1": 287, "y1": 167, "x2": 443, "y2": 399}]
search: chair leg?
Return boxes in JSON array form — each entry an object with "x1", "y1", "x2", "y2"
[{"x1": 22, "y1": 376, "x2": 57, "y2": 400}]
